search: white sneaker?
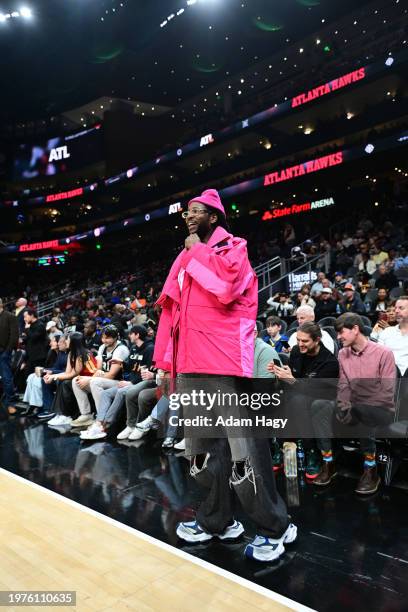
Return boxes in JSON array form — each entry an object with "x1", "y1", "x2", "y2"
[
  {"x1": 80, "y1": 422, "x2": 107, "y2": 440},
  {"x1": 136, "y1": 415, "x2": 155, "y2": 429},
  {"x1": 117, "y1": 426, "x2": 136, "y2": 440},
  {"x1": 218, "y1": 520, "x2": 245, "y2": 540},
  {"x1": 176, "y1": 521, "x2": 213, "y2": 543},
  {"x1": 71, "y1": 414, "x2": 94, "y2": 427},
  {"x1": 48, "y1": 415, "x2": 72, "y2": 427},
  {"x1": 173, "y1": 438, "x2": 186, "y2": 451},
  {"x1": 162, "y1": 437, "x2": 175, "y2": 449},
  {"x1": 128, "y1": 426, "x2": 150, "y2": 441},
  {"x1": 244, "y1": 523, "x2": 297, "y2": 562},
  {"x1": 128, "y1": 416, "x2": 155, "y2": 440}
]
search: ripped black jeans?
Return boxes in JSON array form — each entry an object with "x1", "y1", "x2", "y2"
[{"x1": 178, "y1": 374, "x2": 289, "y2": 538}]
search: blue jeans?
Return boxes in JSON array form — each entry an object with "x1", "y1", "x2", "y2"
[{"x1": 0, "y1": 350, "x2": 16, "y2": 408}]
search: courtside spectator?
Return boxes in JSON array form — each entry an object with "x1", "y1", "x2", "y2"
[
  {"x1": 0, "y1": 297, "x2": 19, "y2": 415},
  {"x1": 312, "y1": 314, "x2": 396, "y2": 494},
  {"x1": 23, "y1": 309, "x2": 48, "y2": 376},
  {"x1": 71, "y1": 325, "x2": 129, "y2": 427}
]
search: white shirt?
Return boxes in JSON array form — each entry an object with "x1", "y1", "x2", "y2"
[
  {"x1": 289, "y1": 329, "x2": 335, "y2": 354},
  {"x1": 378, "y1": 325, "x2": 408, "y2": 375},
  {"x1": 178, "y1": 269, "x2": 185, "y2": 292},
  {"x1": 97, "y1": 342, "x2": 130, "y2": 371},
  {"x1": 311, "y1": 281, "x2": 333, "y2": 296}
]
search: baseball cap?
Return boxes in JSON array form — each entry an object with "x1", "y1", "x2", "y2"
[
  {"x1": 344, "y1": 283, "x2": 355, "y2": 290},
  {"x1": 46, "y1": 321, "x2": 57, "y2": 331},
  {"x1": 321, "y1": 288, "x2": 332, "y2": 294}
]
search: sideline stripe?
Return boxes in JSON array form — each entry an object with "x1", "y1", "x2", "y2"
[{"x1": 0, "y1": 468, "x2": 314, "y2": 612}]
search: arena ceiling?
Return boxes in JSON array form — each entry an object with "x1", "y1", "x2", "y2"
[{"x1": 0, "y1": 0, "x2": 374, "y2": 122}]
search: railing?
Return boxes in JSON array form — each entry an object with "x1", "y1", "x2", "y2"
[
  {"x1": 35, "y1": 272, "x2": 144, "y2": 321},
  {"x1": 258, "y1": 252, "x2": 330, "y2": 315},
  {"x1": 254, "y1": 256, "x2": 282, "y2": 292}
]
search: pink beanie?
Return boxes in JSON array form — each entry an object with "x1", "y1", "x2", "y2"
[{"x1": 188, "y1": 189, "x2": 225, "y2": 216}]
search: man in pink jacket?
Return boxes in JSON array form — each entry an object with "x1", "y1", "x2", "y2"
[{"x1": 153, "y1": 189, "x2": 296, "y2": 562}]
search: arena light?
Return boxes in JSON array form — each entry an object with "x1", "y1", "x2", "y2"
[
  {"x1": 385, "y1": 57, "x2": 394, "y2": 66},
  {"x1": 20, "y1": 7, "x2": 32, "y2": 18},
  {"x1": 0, "y1": 6, "x2": 32, "y2": 22}
]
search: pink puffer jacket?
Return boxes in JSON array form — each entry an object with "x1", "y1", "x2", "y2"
[{"x1": 153, "y1": 226, "x2": 258, "y2": 377}]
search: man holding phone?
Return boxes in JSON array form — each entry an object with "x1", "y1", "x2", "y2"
[{"x1": 268, "y1": 322, "x2": 339, "y2": 479}]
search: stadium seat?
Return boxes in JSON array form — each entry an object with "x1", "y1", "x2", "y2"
[{"x1": 318, "y1": 316, "x2": 337, "y2": 327}]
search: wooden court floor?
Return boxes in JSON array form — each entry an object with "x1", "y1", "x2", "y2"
[{"x1": 0, "y1": 469, "x2": 301, "y2": 612}]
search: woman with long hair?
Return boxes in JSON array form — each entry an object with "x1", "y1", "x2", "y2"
[{"x1": 44, "y1": 332, "x2": 98, "y2": 427}]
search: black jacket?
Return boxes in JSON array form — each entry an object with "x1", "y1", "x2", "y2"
[
  {"x1": 84, "y1": 333, "x2": 102, "y2": 357},
  {"x1": 375, "y1": 272, "x2": 398, "y2": 291},
  {"x1": 289, "y1": 343, "x2": 339, "y2": 399},
  {"x1": 124, "y1": 340, "x2": 155, "y2": 384},
  {"x1": 25, "y1": 319, "x2": 48, "y2": 362},
  {"x1": 314, "y1": 298, "x2": 338, "y2": 320},
  {"x1": 0, "y1": 310, "x2": 19, "y2": 352},
  {"x1": 340, "y1": 294, "x2": 366, "y2": 315}
]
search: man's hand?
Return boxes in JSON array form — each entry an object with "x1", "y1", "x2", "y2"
[
  {"x1": 268, "y1": 363, "x2": 296, "y2": 383},
  {"x1": 141, "y1": 369, "x2": 154, "y2": 381},
  {"x1": 43, "y1": 373, "x2": 54, "y2": 385},
  {"x1": 75, "y1": 376, "x2": 89, "y2": 390},
  {"x1": 118, "y1": 380, "x2": 131, "y2": 388},
  {"x1": 185, "y1": 234, "x2": 201, "y2": 250},
  {"x1": 336, "y1": 401, "x2": 354, "y2": 424}
]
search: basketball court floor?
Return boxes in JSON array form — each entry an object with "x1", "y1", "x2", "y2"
[{"x1": 1, "y1": 417, "x2": 407, "y2": 611}]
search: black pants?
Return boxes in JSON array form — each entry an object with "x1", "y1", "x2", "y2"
[
  {"x1": 309, "y1": 400, "x2": 394, "y2": 455},
  {"x1": 51, "y1": 380, "x2": 80, "y2": 418},
  {"x1": 179, "y1": 374, "x2": 289, "y2": 538}
]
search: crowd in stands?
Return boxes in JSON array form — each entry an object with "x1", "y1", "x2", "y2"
[{"x1": 0, "y1": 204, "x2": 407, "y2": 494}]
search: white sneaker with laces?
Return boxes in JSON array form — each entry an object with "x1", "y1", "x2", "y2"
[
  {"x1": 128, "y1": 416, "x2": 155, "y2": 440},
  {"x1": 244, "y1": 523, "x2": 297, "y2": 562},
  {"x1": 176, "y1": 521, "x2": 213, "y2": 543},
  {"x1": 117, "y1": 426, "x2": 136, "y2": 440},
  {"x1": 80, "y1": 422, "x2": 107, "y2": 440}
]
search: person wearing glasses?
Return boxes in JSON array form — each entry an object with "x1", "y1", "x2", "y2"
[{"x1": 153, "y1": 189, "x2": 296, "y2": 563}]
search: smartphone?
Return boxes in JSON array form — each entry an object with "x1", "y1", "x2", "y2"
[
  {"x1": 280, "y1": 340, "x2": 290, "y2": 349},
  {"x1": 378, "y1": 312, "x2": 388, "y2": 322}
]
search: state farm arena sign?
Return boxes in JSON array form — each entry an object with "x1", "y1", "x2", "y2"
[{"x1": 262, "y1": 198, "x2": 335, "y2": 221}]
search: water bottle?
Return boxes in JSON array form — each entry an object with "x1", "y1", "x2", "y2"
[
  {"x1": 285, "y1": 476, "x2": 300, "y2": 507},
  {"x1": 336, "y1": 303, "x2": 342, "y2": 315},
  {"x1": 296, "y1": 440, "x2": 305, "y2": 473},
  {"x1": 283, "y1": 442, "x2": 297, "y2": 478},
  {"x1": 365, "y1": 301, "x2": 371, "y2": 313}
]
